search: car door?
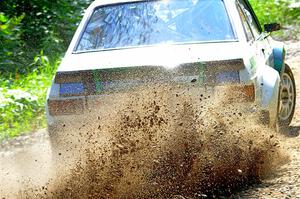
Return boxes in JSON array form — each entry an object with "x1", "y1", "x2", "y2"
[
  {"x1": 237, "y1": 0, "x2": 280, "y2": 126},
  {"x1": 237, "y1": 0, "x2": 273, "y2": 68}
]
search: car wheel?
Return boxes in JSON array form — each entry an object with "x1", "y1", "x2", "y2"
[{"x1": 278, "y1": 64, "x2": 296, "y2": 126}]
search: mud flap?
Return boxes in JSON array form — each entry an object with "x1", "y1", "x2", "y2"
[
  {"x1": 257, "y1": 66, "x2": 280, "y2": 127},
  {"x1": 271, "y1": 42, "x2": 286, "y2": 76}
]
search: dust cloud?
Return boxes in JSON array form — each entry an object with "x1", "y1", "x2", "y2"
[{"x1": 3, "y1": 85, "x2": 285, "y2": 198}]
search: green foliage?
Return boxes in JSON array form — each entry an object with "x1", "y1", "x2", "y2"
[
  {"x1": 0, "y1": 13, "x2": 25, "y2": 74},
  {"x1": 249, "y1": 0, "x2": 300, "y2": 39},
  {"x1": 0, "y1": 53, "x2": 59, "y2": 139},
  {"x1": 0, "y1": 0, "x2": 92, "y2": 75},
  {"x1": 0, "y1": 0, "x2": 93, "y2": 139}
]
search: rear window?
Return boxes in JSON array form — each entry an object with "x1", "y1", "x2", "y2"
[{"x1": 75, "y1": 0, "x2": 237, "y2": 52}]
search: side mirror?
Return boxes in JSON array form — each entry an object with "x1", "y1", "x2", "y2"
[{"x1": 264, "y1": 23, "x2": 281, "y2": 33}]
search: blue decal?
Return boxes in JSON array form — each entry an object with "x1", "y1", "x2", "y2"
[{"x1": 60, "y1": 83, "x2": 84, "y2": 95}]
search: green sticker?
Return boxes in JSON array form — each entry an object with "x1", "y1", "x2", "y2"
[
  {"x1": 92, "y1": 70, "x2": 102, "y2": 93},
  {"x1": 250, "y1": 57, "x2": 256, "y2": 69},
  {"x1": 198, "y1": 62, "x2": 205, "y2": 85}
]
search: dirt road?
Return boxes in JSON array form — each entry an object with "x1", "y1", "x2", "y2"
[
  {"x1": 0, "y1": 130, "x2": 52, "y2": 197},
  {"x1": 0, "y1": 41, "x2": 299, "y2": 198}
]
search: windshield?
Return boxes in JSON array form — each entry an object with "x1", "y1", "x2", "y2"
[{"x1": 75, "y1": 0, "x2": 237, "y2": 52}]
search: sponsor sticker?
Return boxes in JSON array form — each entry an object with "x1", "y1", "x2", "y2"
[
  {"x1": 92, "y1": 70, "x2": 102, "y2": 93},
  {"x1": 198, "y1": 62, "x2": 205, "y2": 85}
]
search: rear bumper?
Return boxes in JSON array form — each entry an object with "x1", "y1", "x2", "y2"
[
  {"x1": 46, "y1": 91, "x2": 129, "y2": 127},
  {"x1": 46, "y1": 84, "x2": 273, "y2": 133}
]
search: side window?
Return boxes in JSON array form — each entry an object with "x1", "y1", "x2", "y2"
[
  {"x1": 237, "y1": 5, "x2": 254, "y2": 42},
  {"x1": 238, "y1": 0, "x2": 261, "y2": 38}
]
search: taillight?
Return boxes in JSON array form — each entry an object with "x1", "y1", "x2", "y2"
[
  {"x1": 60, "y1": 83, "x2": 85, "y2": 96},
  {"x1": 48, "y1": 98, "x2": 84, "y2": 116},
  {"x1": 54, "y1": 71, "x2": 98, "y2": 96}
]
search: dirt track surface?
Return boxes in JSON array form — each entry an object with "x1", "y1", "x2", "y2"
[
  {"x1": 0, "y1": 130, "x2": 52, "y2": 197},
  {"x1": 0, "y1": 41, "x2": 299, "y2": 198}
]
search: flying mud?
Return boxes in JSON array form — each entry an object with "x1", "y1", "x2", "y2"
[{"x1": 1, "y1": 85, "x2": 285, "y2": 198}]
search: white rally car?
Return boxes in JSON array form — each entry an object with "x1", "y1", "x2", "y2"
[{"x1": 46, "y1": 0, "x2": 296, "y2": 142}]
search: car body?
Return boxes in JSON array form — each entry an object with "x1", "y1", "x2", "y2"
[{"x1": 46, "y1": 0, "x2": 296, "y2": 139}]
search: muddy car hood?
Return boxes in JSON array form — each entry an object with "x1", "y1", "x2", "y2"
[{"x1": 57, "y1": 42, "x2": 246, "y2": 72}]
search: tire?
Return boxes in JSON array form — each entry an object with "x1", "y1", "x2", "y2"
[{"x1": 278, "y1": 64, "x2": 296, "y2": 126}]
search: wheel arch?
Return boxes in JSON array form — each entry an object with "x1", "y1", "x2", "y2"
[{"x1": 256, "y1": 64, "x2": 281, "y2": 127}]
